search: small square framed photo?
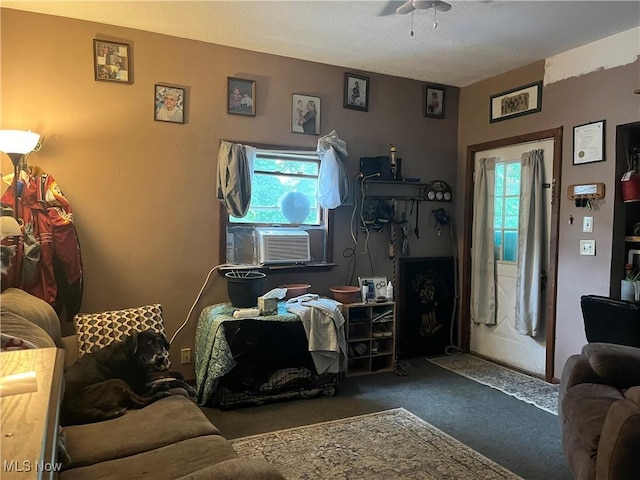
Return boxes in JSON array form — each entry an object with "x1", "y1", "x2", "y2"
[
  {"x1": 424, "y1": 85, "x2": 445, "y2": 118},
  {"x1": 154, "y1": 85, "x2": 185, "y2": 124},
  {"x1": 228, "y1": 77, "x2": 256, "y2": 116},
  {"x1": 94, "y1": 39, "x2": 131, "y2": 84},
  {"x1": 344, "y1": 73, "x2": 369, "y2": 112},
  {"x1": 292, "y1": 94, "x2": 320, "y2": 135}
]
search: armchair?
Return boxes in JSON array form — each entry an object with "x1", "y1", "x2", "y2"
[{"x1": 559, "y1": 343, "x2": 640, "y2": 480}]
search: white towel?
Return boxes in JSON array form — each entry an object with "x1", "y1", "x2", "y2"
[{"x1": 286, "y1": 295, "x2": 347, "y2": 374}]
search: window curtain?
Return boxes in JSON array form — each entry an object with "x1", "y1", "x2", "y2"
[
  {"x1": 515, "y1": 149, "x2": 544, "y2": 337},
  {"x1": 471, "y1": 157, "x2": 497, "y2": 325},
  {"x1": 216, "y1": 140, "x2": 256, "y2": 218}
]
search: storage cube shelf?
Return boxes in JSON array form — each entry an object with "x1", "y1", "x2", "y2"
[{"x1": 341, "y1": 301, "x2": 396, "y2": 376}]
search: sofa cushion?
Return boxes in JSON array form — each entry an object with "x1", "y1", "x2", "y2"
[
  {"x1": 625, "y1": 386, "x2": 640, "y2": 404},
  {"x1": 582, "y1": 343, "x2": 640, "y2": 388},
  {"x1": 563, "y1": 383, "x2": 625, "y2": 455},
  {"x1": 0, "y1": 311, "x2": 56, "y2": 348},
  {"x1": 59, "y1": 434, "x2": 239, "y2": 480},
  {"x1": 0, "y1": 287, "x2": 61, "y2": 346},
  {"x1": 597, "y1": 394, "x2": 640, "y2": 480},
  {"x1": 63, "y1": 396, "x2": 219, "y2": 467},
  {"x1": 73, "y1": 303, "x2": 166, "y2": 356}
]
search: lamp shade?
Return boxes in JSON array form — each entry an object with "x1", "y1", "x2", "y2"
[
  {"x1": 0, "y1": 216, "x2": 21, "y2": 239},
  {"x1": 0, "y1": 130, "x2": 41, "y2": 155}
]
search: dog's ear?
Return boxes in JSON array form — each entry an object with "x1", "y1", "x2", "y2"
[
  {"x1": 162, "y1": 333, "x2": 170, "y2": 351},
  {"x1": 128, "y1": 331, "x2": 140, "y2": 354}
]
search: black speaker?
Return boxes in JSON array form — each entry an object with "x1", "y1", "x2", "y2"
[{"x1": 359, "y1": 156, "x2": 392, "y2": 180}]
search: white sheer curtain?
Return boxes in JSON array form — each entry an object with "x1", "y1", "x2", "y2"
[
  {"x1": 515, "y1": 149, "x2": 544, "y2": 337},
  {"x1": 471, "y1": 157, "x2": 497, "y2": 325}
]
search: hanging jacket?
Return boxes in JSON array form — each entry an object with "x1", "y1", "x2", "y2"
[{"x1": 1, "y1": 166, "x2": 82, "y2": 316}]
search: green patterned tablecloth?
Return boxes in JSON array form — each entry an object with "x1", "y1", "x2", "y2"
[{"x1": 194, "y1": 302, "x2": 298, "y2": 406}]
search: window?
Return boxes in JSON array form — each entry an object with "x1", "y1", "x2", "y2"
[
  {"x1": 223, "y1": 147, "x2": 331, "y2": 266},
  {"x1": 229, "y1": 150, "x2": 321, "y2": 225},
  {"x1": 494, "y1": 160, "x2": 520, "y2": 262}
]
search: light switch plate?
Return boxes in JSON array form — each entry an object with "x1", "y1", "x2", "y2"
[
  {"x1": 580, "y1": 239, "x2": 596, "y2": 256},
  {"x1": 583, "y1": 216, "x2": 593, "y2": 233}
]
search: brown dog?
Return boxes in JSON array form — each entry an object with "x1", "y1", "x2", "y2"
[{"x1": 60, "y1": 330, "x2": 194, "y2": 426}]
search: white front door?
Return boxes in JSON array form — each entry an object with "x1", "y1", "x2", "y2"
[{"x1": 470, "y1": 139, "x2": 554, "y2": 376}]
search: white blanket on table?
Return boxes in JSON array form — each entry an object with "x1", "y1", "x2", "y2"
[{"x1": 285, "y1": 294, "x2": 347, "y2": 374}]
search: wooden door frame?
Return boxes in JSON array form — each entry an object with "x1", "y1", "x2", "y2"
[{"x1": 460, "y1": 127, "x2": 563, "y2": 382}]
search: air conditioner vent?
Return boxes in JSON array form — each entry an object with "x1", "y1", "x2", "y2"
[{"x1": 256, "y1": 228, "x2": 311, "y2": 265}]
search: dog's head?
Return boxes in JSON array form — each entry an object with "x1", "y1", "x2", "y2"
[{"x1": 127, "y1": 330, "x2": 171, "y2": 372}]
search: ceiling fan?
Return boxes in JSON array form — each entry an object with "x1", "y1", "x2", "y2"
[
  {"x1": 378, "y1": 0, "x2": 452, "y2": 16},
  {"x1": 395, "y1": 0, "x2": 452, "y2": 15}
]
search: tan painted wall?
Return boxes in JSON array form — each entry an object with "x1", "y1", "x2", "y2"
[
  {"x1": 457, "y1": 58, "x2": 640, "y2": 377},
  {"x1": 1, "y1": 9, "x2": 459, "y2": 378}
]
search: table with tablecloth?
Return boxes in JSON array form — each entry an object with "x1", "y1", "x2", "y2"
[{"x1": 195, "y1": 301, "x2": 342, "y2": 408}]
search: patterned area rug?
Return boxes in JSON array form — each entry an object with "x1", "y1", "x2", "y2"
[
  {"x1": 427, "y1": 354, "x2": 558, "y2": 415},
  {"x1": 231, "y1": 408, "x2": 522, "y2": 479}
]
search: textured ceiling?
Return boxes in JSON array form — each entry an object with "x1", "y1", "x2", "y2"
[{"x1": 4, "y1": 1, "x2": 640, "y2": 87}]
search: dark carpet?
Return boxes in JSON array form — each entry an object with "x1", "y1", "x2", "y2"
[{"x1": 200, "y1": 356, "x2": 571, "y2": 480}]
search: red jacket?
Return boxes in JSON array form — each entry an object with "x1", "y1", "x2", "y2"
[{"x1": 1, "y1": 166, "x2": 82, "y2": 314}]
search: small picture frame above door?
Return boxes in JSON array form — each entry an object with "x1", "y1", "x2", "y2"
[{"x1": 490, "y1": 81, "x2": 542, "y2": 123}]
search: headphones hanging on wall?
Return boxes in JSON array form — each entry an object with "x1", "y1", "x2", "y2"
[{"x1": 432, "y1": 208, "x2": 450, "y2": 226}]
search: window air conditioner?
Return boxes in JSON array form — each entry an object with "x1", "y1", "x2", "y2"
[{"x1": 255, "y1": 228, "x2": 311, "y2": 265}]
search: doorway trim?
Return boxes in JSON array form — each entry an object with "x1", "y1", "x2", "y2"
[{"x1": 461, "y1": 127, "x2": 563, "y2": 382}]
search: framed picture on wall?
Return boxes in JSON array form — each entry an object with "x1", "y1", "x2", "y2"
[
  {"x1": 424, "y1": 85, "x2": 445, "y2": 118},
  {"x1": 93, "y1": 39, "x2": 131, "y2": 84},
  {"x1": 398, "y1": 257, "x2": 455, "y2": 358},
  {"x1": 343, "y1": 73, "x2": 369, "y2": 112},
  {"x1": 154, "y1": 85, "x2": 185, "y2": 124},
  {"x1": 489, "y1": 81, "x2": 542, "y2": 123},
  {"x1": 573, "y1": 120, "x2": 605, "y2": 165},
  {"x1": 227, "y1": 77, "x2": 256, "y2": 116},
  {"x1": 292, "y1": 94, "x2": 321, "y2": 135}
]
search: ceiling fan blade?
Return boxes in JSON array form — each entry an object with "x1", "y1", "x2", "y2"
[
  {"x1": 396, "y1": 1, "x2": 416, "y2": 15},
  {"x1": 377, "y1": 1, "x2": 405, "y2": 16},
  {"x1": 433, "y1": 1, "x2": 452, "y2": 12}
]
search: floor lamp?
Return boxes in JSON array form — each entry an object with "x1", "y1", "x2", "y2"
[{"x1": 0, "y1": 130, "x2": 41, "y2": 220}]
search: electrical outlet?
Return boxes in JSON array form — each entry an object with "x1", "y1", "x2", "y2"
[
  {"x1": 580, "y1": 239, "x2": 596, "y2": 256},
  {"x1": 583, "y1": 216, "x2": 593, "y2": 233},
  {"x1": 180, "y1": 348, "x2": 191, "y2": 364}
]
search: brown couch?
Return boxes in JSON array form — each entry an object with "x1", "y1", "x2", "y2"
[
  {"x1": 558, "y1": 342, "x2": 640, "y2": 480},
  {"x1": 0, "y1": 288, "x2": 285, "y2": 480}
]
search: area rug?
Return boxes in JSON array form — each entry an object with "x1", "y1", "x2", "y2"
[
  {"x1": 426, "y1": 354, "x2": 558, "y2": 415},
  {"x1": 231, "y1": 407, "x2": 522, "y2": 479}
]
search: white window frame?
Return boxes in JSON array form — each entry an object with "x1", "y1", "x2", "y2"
[{"x1": 220, "y1": 146, "x2": 333, "y2": 266}]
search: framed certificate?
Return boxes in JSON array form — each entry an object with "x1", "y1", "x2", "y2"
[{"x1": 573, "y1": 120, "x2": 605, "y2": 165}]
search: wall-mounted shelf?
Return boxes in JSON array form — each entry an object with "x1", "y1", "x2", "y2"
[{"x1": 360, "y1": 179, "x2": 427, "y2": 200}]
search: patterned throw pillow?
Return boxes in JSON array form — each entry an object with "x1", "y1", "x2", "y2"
[{"x1": 73, "y1": 304, "x2": 166, "y2": 357}]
